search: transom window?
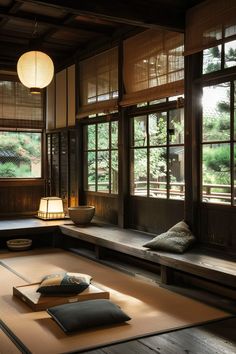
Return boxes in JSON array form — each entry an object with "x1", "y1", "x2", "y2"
[
  {"x1": 203, "y1": 30, "x2": 236, "y2": 74},
  {"x1": 83, "y1": 120, "x2": 118, "y2": 193},
  {"x1": 130, "y1": 107, "x2": 184, "y2": 199}
]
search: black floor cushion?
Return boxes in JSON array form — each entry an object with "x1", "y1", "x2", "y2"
[{"x1": 47, "y1": 299, "x2": 131, "y2": 333}]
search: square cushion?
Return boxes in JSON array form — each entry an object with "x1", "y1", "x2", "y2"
[
  {"x1": 47, "y1": 299, "x2": 131, "y2": 333},
  {"x1": 37, "y1": 272, "x2": 92, "y2": 295},
  {"x1": 143, "y1": 221, "x2": 196, "y2": 253}
]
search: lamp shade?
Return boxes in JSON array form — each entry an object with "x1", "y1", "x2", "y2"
[
  {"x1": 17, "y1": 51, "x2": 54, "y2": 93},
  {"x1": 37, "y1": 197, "x2": 65, "y2": 220}
]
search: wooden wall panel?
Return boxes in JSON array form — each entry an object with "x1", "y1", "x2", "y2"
[
  {"x1": 200, "y1": 204, "x2": 236, "y2": 252},
  {"x1": 68, "y1": 65, "x2": 76, "y2": 127},
  {"x1": 56, "y1": 69, "x2": 67, "y2": 128},
  {"x1": 0, "y1": 180, "x2": 45, "y2": 216},
  {"x1": 60, "y1": 131, "x2": 69, "y2": 213},
  {"x1": 69, "y1": 130, "x2": 78, "y2": 207},
  {"x1": 84, "y1": 193, "x2": 118, "y2": 225},
  {"x1": 46, "y1": 78, "x2": 55, "y2": 130},
  {"x1": 128, "y1": 197, "x2": 184, "y2": 234}
]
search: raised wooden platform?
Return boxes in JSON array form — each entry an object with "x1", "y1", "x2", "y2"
[
  {"x1": 60, "y1": 222, "x2": 236, "y2": 290},
  {"x1": 1, "y1": 218, "x2": 236, "y2": 299}
]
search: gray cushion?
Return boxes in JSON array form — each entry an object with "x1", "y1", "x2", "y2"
[
  {"x1": 37, "y1": 272, "x2": 92, "y2": 294},
  {"x1": 47, "y1": 299, "x2": 131, "y2": 333},
  {"x1": 143, "y1": 221, "x2": 196, "y2": 253}
]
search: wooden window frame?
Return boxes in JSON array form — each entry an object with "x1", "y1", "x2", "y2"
[
  {"x1": 129, "y1": 99, "x2": 185, "y2": 200},
  {"x1": 82, "y1": 114, "x2": 119, "y2": 195}
]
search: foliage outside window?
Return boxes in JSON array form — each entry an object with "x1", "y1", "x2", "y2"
[
  {"x1": 0, "y1": 131, "x2": 42, "y2": 178},
  {"x1": 201, "y1": 81, "x2": 236, "y2": 205},
  {"x1": 84, "y1": 120, "x2": 118, "y2": 193},
  {"x1": 130, "y1": 107, "x2": 184, "y2": 199}
]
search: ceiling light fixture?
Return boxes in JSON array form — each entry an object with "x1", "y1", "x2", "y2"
[{"x1": 17, "y1": 20, "x2": 54, "y2": 94}]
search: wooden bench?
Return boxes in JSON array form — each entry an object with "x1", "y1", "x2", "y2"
[{"x1": 60, "y1": 222, "x2": 236, "y2": 291}]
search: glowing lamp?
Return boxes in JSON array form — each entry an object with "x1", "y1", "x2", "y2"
[
  {"x1": 17, "y1": 51, "x2": 54, "y2": 94},
  {"x1": 37, "y1": 197, "x2": 65, "y2": 220}
]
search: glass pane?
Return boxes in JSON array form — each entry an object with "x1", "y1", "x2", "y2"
[
  {"x1": 169, "y1": 108, "x2": 184, "y2": 144},
  {"x1": 0, "y1": 132, "x2": 41, "y2": 178},
  {"x1": 149, "y1": 98, "x2": 166, "y2": 105},
  {"x1": 131, "y1": 116, "x2": 147, "y2": 147},
  {"x1": 169, "y1": 94, "x2": 184, "y2": 102},
  {"x1": 85, "y1": 151, "x2": 96, "y2": 191},
  {"x1": 97, "y1": 123, "x2": 109, "y2": 150},
  {"x1": 97, "y1": 150, "x2": 109, "y2": 192},
  {"x1": 111, "y1": 121, "x2": 118, "y2": 148},
  {"x1": 169, "y1": 146, "x2": 185, "y2": 200},
  {"x1": 149, "y1": 147, "x2": 167, "y2": 198},
  {"x1": 86, "y1": 125, "x2": 96, "y2": 150},
  {"x1": 202, "y1": 84, "x2": 230, "y2": 142},
  {"x1": 130, "y1": 148, "x2": 147, "y2": 196},
  {"x1": 225, "y1": 25, "x2": 236, "y2": 38},
  {"x1": 203, "y1": 46, "x2": 222, "y2": 74},
  {"x1": 111, "y1": 150, "x2": 118, "y2": 194},
  {"x1": 225, "y1": 40, "x2": 236, "y2": 68},
  {"x1": 202, "y1": 143, "x2": 231, "y2": 204},
  {"x1": 149, "y1": 112, "x2": 167, "y2": 146}
]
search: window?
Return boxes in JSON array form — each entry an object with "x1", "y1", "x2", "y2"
[
  {"x1": 0, "y1": 131, "x2": 42, "y2": 178},
  {"x1": 83, "y1": 120, "x2": 118, "y2": 194},
  {"x1": 130, "y1": 107, "x2": 184, "y2": 199},
  {"x1": 203, "y1": 30, "x2": 236, "y2": 74},
  {"x1": 201, "y1": 81, "x2": 236, "y2": 205}
]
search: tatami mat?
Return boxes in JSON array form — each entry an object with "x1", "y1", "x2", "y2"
[{"x1": 0, "y1": 249, "x2": 231, "y2": 354}]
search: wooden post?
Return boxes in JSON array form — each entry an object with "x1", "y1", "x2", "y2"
[{"x1": 161, "y1": 265, "x2": 173, "y2": 285}]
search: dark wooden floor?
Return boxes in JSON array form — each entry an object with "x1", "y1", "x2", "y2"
[{"x1": 83, "y1": 317, "x2": 236, "y2": 354}]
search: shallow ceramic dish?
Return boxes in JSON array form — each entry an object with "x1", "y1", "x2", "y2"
[
  {"x1": 7, "y1": 238, "x2": 32, "y2": 251},
  {"x1": 68, "y1": 206, "x2": 95, "y2": 225}
]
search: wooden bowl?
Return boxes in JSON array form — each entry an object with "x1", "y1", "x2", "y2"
[{"x1": 68, "y1": 206, "x2": 95, "y2": 225}]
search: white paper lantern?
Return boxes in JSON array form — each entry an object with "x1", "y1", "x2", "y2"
[{"x1": 17, "y1": 50, "x2": 54, "y2": 94}]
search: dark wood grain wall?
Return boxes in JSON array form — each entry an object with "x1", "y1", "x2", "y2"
[
  {"x1": 200, "y1": 204, "x2": 236, "y2": 253},
  {"x1": 129, "y1": 197, "x2": 184, "y2": 234},
  {"x1": 84, "y1": 193, "x2": 119, "y2": 225},
  {"x1": 0, "y1": 180, "x2": 45, "y2": 217}
]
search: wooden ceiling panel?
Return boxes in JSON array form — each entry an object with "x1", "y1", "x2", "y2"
[
  {"x1": 74, "y1": 15, "x2": 120, "y2": 28},
  {"x1": 49, "y1": 29, "x2": 100, "y2": 42},
  {"x1": 3, "y1": 18, "x2": 48, "y2": 35},
  {"x1": 0, "y1": 0, "x2": 206, "y2": 70},
  {"x1": 0, "y1": 0, "x2": 11, "y2": 6},
  {"x1": 19, "y1": 2, "x2": 68, "y2": 18}
]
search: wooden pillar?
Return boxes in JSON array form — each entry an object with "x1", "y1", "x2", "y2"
[
  {"x1": 117, "y1": 40, "x2": 129, "y2": 228},
  {"x1": 184, "y1": 53, "x2": 202, "y2": 236}
]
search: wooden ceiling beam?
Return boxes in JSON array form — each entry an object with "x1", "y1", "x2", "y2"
[
  {"x1": 0, "y1": 8, "x2": 110, "y2": 35},
  {"x1": 17, "y1": 0, "x2": 185, "y2": 32}
]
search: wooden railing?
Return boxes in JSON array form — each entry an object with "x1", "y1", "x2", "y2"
[{"x1": 87, "y1": 181, "x2": 232, "y2": 203}]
